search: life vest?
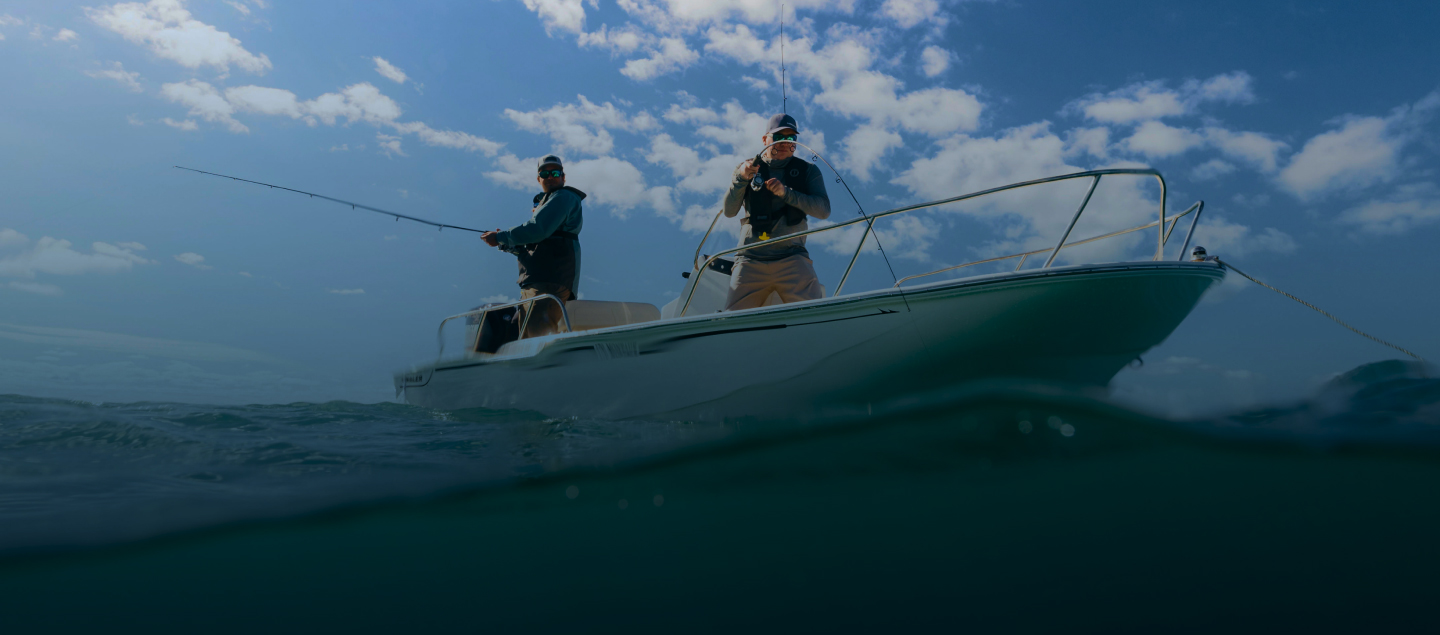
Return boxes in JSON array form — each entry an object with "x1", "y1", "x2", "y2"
[
  {"x1": 742, "y1": 156, "x2": 813, "y2": 240},
  {"x1": 512, "y1": 186, "x2": 584, "y2": 291}
]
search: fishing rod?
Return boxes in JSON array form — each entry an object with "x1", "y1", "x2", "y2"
[{"x1": 174, "y1": 166, "x2": 486, "y2": 234}]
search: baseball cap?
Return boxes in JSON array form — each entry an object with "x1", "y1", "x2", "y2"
[
  {"x1": 537, "y1": 154, "x2": 564, "y2": 169},
  {"x1": 766, "y1": 113, "x2": 799, "y2": 135}
]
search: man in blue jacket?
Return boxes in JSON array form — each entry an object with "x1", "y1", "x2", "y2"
[{"x1": 482, "y1": 154, "x2": 584, "y2": 336}]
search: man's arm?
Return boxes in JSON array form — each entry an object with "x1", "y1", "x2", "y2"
[
  {"x1": 783, "y1": 163, "x2": 831, "y2": 220},
  {"x1": 721, "y1": 160, "x2": 754, "y2": 218},
  {"x1": 494, "y1": 190, "x2": 576, "y2": 246}
]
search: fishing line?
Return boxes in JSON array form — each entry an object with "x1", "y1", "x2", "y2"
[
  {"x1": 757, "y1": 140, "x2": 911, "y2": 311},
  {"x1": 1217, "y1": 257, "x2": 1424, "y2": 361},
  {"x1": 174, "y1": 166, "x2": 486, "y2": 234},
  {"x1": 780, "y1": 3, "x2": 787, "y2": 114}
]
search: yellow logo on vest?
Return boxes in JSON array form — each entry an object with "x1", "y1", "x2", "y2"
[{"x1": 758, "y1": 232, "x2": 770, "y2": 241}]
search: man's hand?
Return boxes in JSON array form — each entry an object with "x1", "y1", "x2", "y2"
[
  {"x1": 764, "y1": 178, "x2": 786, "y2": 197},
  {"x1": 741, "y1": 159, "x2": 760, "y2": 181},
  {"x1": 481, "y1": 230, "x2": 501, "y2": 247}
]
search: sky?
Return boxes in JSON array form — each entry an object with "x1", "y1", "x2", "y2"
[{"x1": 1, "y1": 0, "x2": 1438, "y2": 414}]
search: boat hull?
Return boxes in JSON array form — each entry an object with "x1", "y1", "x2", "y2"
[{"x1": 397, "y1": 262, "x2": 1224, "y2": 421}]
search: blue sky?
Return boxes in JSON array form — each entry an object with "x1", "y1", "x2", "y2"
[{"x1": 1, "y1": 0, "x2": 1437, "y2": 413}]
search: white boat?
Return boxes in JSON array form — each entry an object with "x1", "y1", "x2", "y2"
[{"x1": 395, "y1": 169, "x2": 1224, "y2": 421}]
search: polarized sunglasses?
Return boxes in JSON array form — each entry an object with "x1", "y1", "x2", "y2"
[
  {"x1": 771, "y1": 133, "x2": 798, "y2": 143},
  {"x1": 538, "y1": 169, "x2": 564, "y2": 178}
]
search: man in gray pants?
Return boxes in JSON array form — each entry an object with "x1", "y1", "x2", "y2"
[{"x1": 720, "y1": 113, "x2": 832, "y2": 311}]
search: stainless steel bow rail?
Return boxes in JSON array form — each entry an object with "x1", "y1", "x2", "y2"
[
  {"x1": 682, "y1": 169, "x2": 1196, "y2": 316},
  {"x1": 436, "y1": 294, "x2": 572, "y2": 357},
  {"x1": 175, "y1": 166, "x2": 486, "y2": 233}
]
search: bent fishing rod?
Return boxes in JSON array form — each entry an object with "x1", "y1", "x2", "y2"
[{"x1": 174, "y1": 166, "x2": 486, "y2": 234}]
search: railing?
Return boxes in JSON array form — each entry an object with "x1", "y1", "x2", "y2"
[
  {"x1": 682, "y1": 169, "x2": 1190, "y2": 317},
  {"x1": 893, "y1": 201, "x2": 1204, "y2": 287},
  {"x1": 436, "y1": 293, "x2": 571, "y2": 357}
]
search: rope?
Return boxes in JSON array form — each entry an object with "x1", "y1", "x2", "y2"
[{"x1": 1217, "y1": 258, "x2": 1424, "y2": 361}]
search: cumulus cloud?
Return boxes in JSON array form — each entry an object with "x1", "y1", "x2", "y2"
[
  {"x1": 157, "y1": 80, "x2": 503, "y2": 155},
  {"x1": 0, "y1": 236, "x2": 153, "y2": 279},
  {"x1": 376, "y1": 133, "x2": 405, "y2": 157},
  {"x1": 881, "y1": 0, "x2": 945, "y2": 30},
  {"x1": 173, "y1": 252, "x2": 211, "y2": 269},
  {"x1": 919, "y1": 45, "x2": 951, "y2": 77},
  {"x1": 1278, "y1": 91, "x2": 1438, "y2": 200},
  {"x1": 504, "y1": 95, "x2": 656, "y2": 156},
  {"x1": 161, "y1": 79, "x2": 247, "y2": 133},
  {"x1": 1191, "y1": 159, "x2": 1236, "y2": 181},
  {"x1": 523, "y1": 0, "x2": 588, "y2": 34},
  {"x1": 162, "y1": 117, "x2": 198, "y2": 130},
  {"x1": 84, "y1": 61, "x2": 143, "y2": 92},
  {"x1": 621, "y1": 37, "x2": 701, "y2": 80},
  {"x1": 53, "y1": 28, "x2": 78, "y2": 42},
  {"x1": 0, "y1": 228, "x2": 27, "y2": 247},
  {"x1": 1123, "y1": 120, "x2": 1205, "y2": 158},
  {"x1": 1067, "y1": 71, "x2": 1255, "y2": 124},
  {"x1": 1188, "y1": 215, "x2": 1296, "y2": 258},
  {"x1": 373, "y1": 56, "x2": 408, "y2": 84},
  {"x1": 840, "y1": 124, "x2": 904, "y2": 181},
  {"x1": 1338, "y1": 182, "x2": 1440, "y2": 235},
  {"x1": 87, "y1": 0, "x2": 272, "y2": 74}
]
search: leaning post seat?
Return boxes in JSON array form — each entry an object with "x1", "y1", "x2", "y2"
[{"x1": 563, "y1": 300, "x2": 661, "y2": 332}]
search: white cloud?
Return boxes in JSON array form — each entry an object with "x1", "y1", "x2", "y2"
[
  {"x1": 1067, "y1": 71, "x2": 1256, "y2": 124},
  {"x1": 238, "y1": 271, "x2": 252, "y2": 277},
  {"x1": 839, "y1": 123, "x2": 904, "y2": 181},
  {"x1": 1202, "y1": 127, "x2": 1287, "y2": 172},
  {"x1": 1277, "y1": 91, "x2": 1438, "y2": 199},
  {"x1": 84, "y1": 61, "x2": 143, "y2": 92},
  {"x1": 162, "y1": 117, "x2": 198, "y2": 130},
  {"x1": 225, "y1": 1, "x2": 251, "y2": 16},
  {"x1": 158, "y1": 80, "x2": 503, "y2": 155},
  {"x1": 1188, "y1": 215, "x2": 1296, "y2": 258},
  {"x1": 7, "y1": 281, "x2": 64, "y2": 296},
  {"x1": 373, "y1": 56, "x2": 408, "y2": 84},
  {"x1": 1339, "y1": 182, "x2": 1440, "y2": 235},
  {"x1": 87, "y1": 0, "x2": 272, "y2": 74},
  {"x1": 1191, "y1": 159, "x2": 1236, "y2": 181},
  {"x1": 0, "y1": 237, "x2": 153, "y2": 278},
  {"x1": 127, "y1": 114, "x2": 145, "y2": 126},
  {"x1": 504, "y1": 95, "x2": 655, "y2": 156},
  {"x1": 116, "y1": 242, "x2": 146, "y2": 251},
  {"x1": 881, "y1": 0, "x2": 944, "y2": 29},
  {"x1": 328, "y1": 288, "x2": 364, "y2": 295},
  {"x1": 740, "y1": 75, "x2": 771, "y2": 90},
  {"x1": 522, "y1": 0, "x2": 588, "y2": 34},
  {"x1": 225, "y1": 85, "x2": 304, "y2": 118},
  {"x1": 376, "y1": 133, "x2": 405, "y2": 157},
  {"x1": 53, "y1": 28, "x2": 78, "y2": 42},
  {"x1": 1064, "y1": 127, "x2": 1110, "y2": 159},
  {"x1": 1122, "y1": 120, "x2": 1204, "y2": 158},
  {"x1": 479, "y1": 294, "x2": 515, "y2": 304},
  {"x1": 919, "y1": 45, "x2": 951, "y2": 77},
  {"x1": 621, "y1": 37, "x2": 700, "y2": 80},
  {"x1": 0, "y1": 228, "x2": 27, "y2": 247},
  {"x1": 161, "y1": 80, "x2": 248, "y2": 133},
  {"x1": 0, "y1": 15, "x2": 22, "y2": 26},
  {"x1": 173, "y1": 252, "x2": 211, "y2": 269}
]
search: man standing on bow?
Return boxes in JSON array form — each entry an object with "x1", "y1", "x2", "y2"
[
  {"x1": 720, "y1": 113, "x2": 831, "y2": 311},
  {"x1": 481, "y1": 154, "x2": 584, "y2": 336}
]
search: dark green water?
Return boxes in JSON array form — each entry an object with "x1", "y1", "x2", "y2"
[{"x1": 1, "y1": 361, "x2": 1438, "y2": 632}]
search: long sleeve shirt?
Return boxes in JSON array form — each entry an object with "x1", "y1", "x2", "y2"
[
  {"x1": 722, "y1": 155, "x2": 831, "y2": 262},
  {"x1": 495, "y1": 187, "x2": 584, "y2": 247}
]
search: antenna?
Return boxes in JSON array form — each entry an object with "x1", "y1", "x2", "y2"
[{"x1": 780, "y1": 4, "x2": 787, "y2": 113}]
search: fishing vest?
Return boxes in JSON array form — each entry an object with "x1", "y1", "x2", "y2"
[
  {"x1": 513, "y1": 186, "x2": 584, "y2": 292},
  {"x1": 742, "y1": 156, "x2": 813, "y2": 239}
]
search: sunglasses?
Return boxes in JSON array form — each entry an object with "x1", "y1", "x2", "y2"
[
  {"x1": 537, "y1": 169, "x2": 564, "y2": 179},
  {"x1": 771, "y1": 133, "x2": 798, "y2": 143}
]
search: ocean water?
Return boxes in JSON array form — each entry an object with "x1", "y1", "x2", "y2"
[{"x1": 1, "y1": 360, "x2": 1438, "y2": 632}]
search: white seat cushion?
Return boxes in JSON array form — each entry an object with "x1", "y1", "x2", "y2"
[{"x1": 564, "y1": 300, "x2": 661, "y2": 331}]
